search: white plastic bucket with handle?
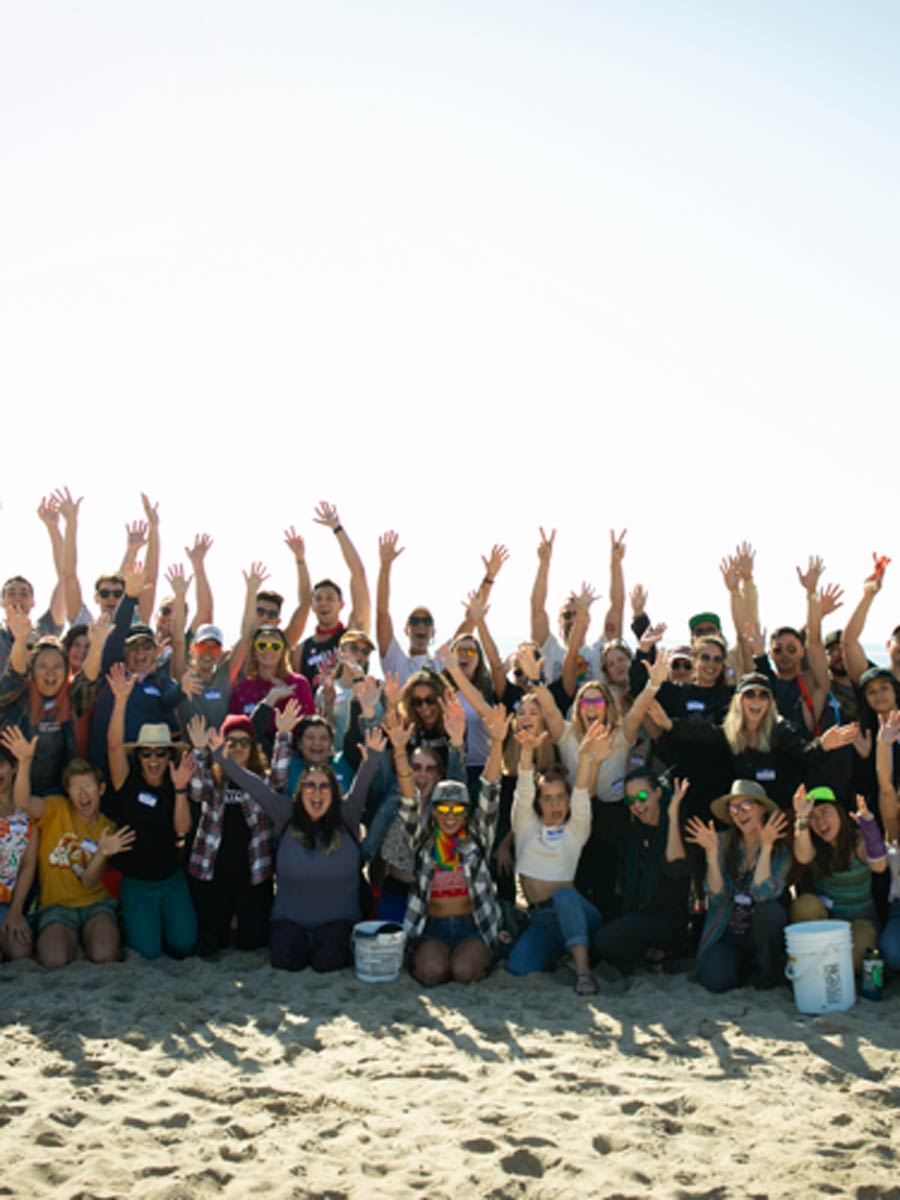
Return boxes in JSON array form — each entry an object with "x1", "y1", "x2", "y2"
[
  {"x1": 352, "y1": 921, "x2": 405, "y2": 983},
  {"x1": 784, "y1": 919, "x2": 855, "y2": 1013}
]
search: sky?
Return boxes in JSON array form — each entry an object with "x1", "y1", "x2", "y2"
[{"x1": 1, "y1": 2, "x2": 898, "y2": 655}]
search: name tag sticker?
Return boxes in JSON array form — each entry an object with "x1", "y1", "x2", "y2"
[
  {"x1": 734, "y1": 893, "x2": 753, "y2": 907},
  {"x1": 755, "y1": 768, "x2": 776, "y2": 782},
  {"x1": 81, "y1": 838, "x2": 98, "y2": 854},
  {"x1": 137, "y1": 792, "x2": 158, "y2": 808},
  {"x1": 243, "y1": 703, "x2": 256, "y2": 715},
  {"x1": 685, "y1": 700, "x2": 705, "y2": 713},
  {"x1": 143, "y1": 685, "x2": 161, "y2": 697},
  {"x1": 540, "y1": 826, "x2": 565, "y2": 849},
  {"x1": 204, "y1": 690, "x2": 221, "y2": 701}
]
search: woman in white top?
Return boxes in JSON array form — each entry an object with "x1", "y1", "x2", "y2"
[
  {"x1": 532, "y1": 651, "x2": 670, "y2": 917},
  {"x1": 506, "y1": 721, "x2": 614, "y2": 995}
]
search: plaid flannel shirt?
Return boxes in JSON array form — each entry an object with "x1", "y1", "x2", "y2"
[
  {"x1": 401, "y1": 776, "x2": 503, "y2": 952},
  {"x1": 188, "y1": 732, "x2": 291, "y2": 885}
]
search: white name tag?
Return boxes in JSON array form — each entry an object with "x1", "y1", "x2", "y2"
[
  {"x1": 81, "y1": 838, "x2": 98, "y2": 854},
  {"x1": 685, "y1": 700, "x2": 705, "y2": 713},
  {"x1": 540, "y1": 826, "x2": 565, "y2": 850},
  {"x1": 243, "y1": 703, "x2": 256, "y2": 715},
  {"x1": 204, "y1": 690, "x2": 221, "y2": 701},
  {"x1": 137, "y1": 791, "x2": 158, "y2": 808},
  {"x1": 755, "y1": 768, "x2": 776, "y2": 782},
  {"x1": 143, "y1": 685, "x2": 161, "y2": 697},
  {"x1": 734, "y1": 893, "x2": 753, "y2": 907}
]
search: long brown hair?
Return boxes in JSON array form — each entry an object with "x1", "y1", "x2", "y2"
[
  {"x1": 28, "y1": 641, "x2": 72, "y2": 726},
  {"x1": 246, "y1": 625, "x2": 291, "y2": 681}
]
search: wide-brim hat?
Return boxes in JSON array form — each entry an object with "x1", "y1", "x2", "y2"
[
  {"x1": 125, "y1": 723, "x2": 185, "y2": 752},
  {"x1": 711, "y1": 779, "x2": 781, "y2": 825}
]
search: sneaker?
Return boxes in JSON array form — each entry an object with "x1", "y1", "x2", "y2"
[{"x1": 575, "y1": 972, "x2": 598, "y2": 996}]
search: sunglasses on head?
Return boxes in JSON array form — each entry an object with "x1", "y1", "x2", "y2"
[
  {"x1": 408, "y1": 615, "x2": 433, "y2": 627},
  {"x1": 138, "y1": 747, "x2": 170, "y2": 760},
  {"x1": 97, "y1": 587, "x2": 124, "y2": 600},
  {"x1": 671, "y1": 659, "x2": 692, "y2": 669},
  {"x1": 254, "y1": 639, "x2": 284, "y2": 654},
  {"x1": 434, "y1": 803, "x2": 466, "y2": 816},
  {"x1": 625, "y1": 789, "x2": 652, "y2": 806}
]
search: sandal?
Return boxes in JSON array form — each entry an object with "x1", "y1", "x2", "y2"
[{"x1": 575, "y1": 972, "x2": 598, "y2": 996}]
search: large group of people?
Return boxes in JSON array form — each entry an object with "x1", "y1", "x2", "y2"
[{"x1": 2, "y1": 489, "x2": 899, "y2": 1000}]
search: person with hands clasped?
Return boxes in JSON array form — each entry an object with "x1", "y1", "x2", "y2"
[
  {"x1": 103, "y1": 663, "x2": 198, "y2": 960},
  {"x1": 394, "y1": 703, "x2": 509, "y2": 986},
  {"x1": 790, "y1": 784, "x2": 886, "y2": 972},
  {"x1": 505, "y1": 720, "x2": 610, "y2": 995},
  {"x1": 210, "y1": 724, "x2": 384, "y2": 972},
  {"x1": 669, "y1": 780, "x2": 790, "y2": 993},
  {"x1": 1, "y1": 728, "x2": 132, "y2": 968}
]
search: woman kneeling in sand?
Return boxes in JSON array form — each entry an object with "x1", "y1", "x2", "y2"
[
  {"x1": 386, "y1": 704, "x2": 509, "y2": 986},
  {"x1": 504, "y1": 721, "x2": 610, "y2": 995}
]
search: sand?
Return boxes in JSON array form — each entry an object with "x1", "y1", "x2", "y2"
[{"x1": 1, "y1": 952, "x2": 899, "y2": 1200}]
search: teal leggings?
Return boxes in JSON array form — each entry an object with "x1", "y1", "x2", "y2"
[{"x1": 119, "y1": 871, "x2": 197, "y2": 960}]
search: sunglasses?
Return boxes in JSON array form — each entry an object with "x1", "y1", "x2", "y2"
[
  {"x1": 579, "y1": 697, "x2": 606, "y2": 709},
  {"x1": 434, "y1": 803, "x2": 466, "y2": 816},
  {"x1": 456, "y1": 647, "x2": 477, "y2": 660},
  {"x1": 625, "y1": 789, "x2": 652, "y2": 806},
  {"x1": 254, "y1": 639, "x2": 284, "y2": 654},
  {"x1": 301, "y1": 781, "x2": 332, "y2": 795},
  {"x1": 97, "y1": 588, "x2": 124, "y2": 600},
  {"x1": 256, "y1": 606, "x2": 280, "y2": 620},
  {"x1": 411, "y1": 694, "x2": 438, "y2": 708},
  {"x1": 728, "y1": 798, "x2": 758, "y2": 814},
  {"x1": 671, "y1": 659, "x2": 692, "y2": 669},
  {"x1": 408, "y1": 616, "x2": 433, "y2": 627},
  {"x1": 159, "y1": 606, "x2": 173, "y2": 618},
  {"x1": 697, "y1": 652, "x2": 723, "y2": 664},
  {"x1": 225, "y1": 736, "x2": 252, "y2": 749},
  {"x1": 742, "y1": 689, "x2": 770, "y2": 700},
  {"x1": 138, "y1": 747, "x2": 170, "y2": 760},
  {"x1": 128, "y1": 640, "x2": 155, "y2": 653},
  {"x1": 195, "y1": 641, "x2": 222, "y2": 656},
  {"x1": 772, "y1": 644, "x2": 800, "y2": 655},
  {"x1": 560, "y1": 610, "x2": 576, "y2": 621}
]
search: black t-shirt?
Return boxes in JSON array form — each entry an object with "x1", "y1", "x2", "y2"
[
  {"x1": 501, "y1": 677, "x2": 574, "y2": 719},
  {"x1": 298, "y1": 628, "x2": 344, "y2": 688},
  {"x1": 215, "y1": 786, "x2": 253, "y2": 880},
  {"x1": 102, "y1": 763, "x2": 182, "y2": 880}
]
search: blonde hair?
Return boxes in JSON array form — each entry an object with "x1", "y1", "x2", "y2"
[
  {"x1": 572, "y1": 679, "x2": 620, "y2": 739},
  {"x1": 722, "y1": 690, "x2": 776, "y2": 754}
]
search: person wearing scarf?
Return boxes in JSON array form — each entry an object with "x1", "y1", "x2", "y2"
[{"x1": 591, "y1": 771, "x2": 693, "y2": 974}]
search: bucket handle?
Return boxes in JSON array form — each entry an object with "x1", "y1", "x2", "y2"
[{"x1": 785, "y1": 945, "x2": 846, "y2": 984}]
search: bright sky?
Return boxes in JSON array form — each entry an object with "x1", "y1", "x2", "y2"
[{"x1": 2, "y1": 2, "x2": 897, "y2": 656}]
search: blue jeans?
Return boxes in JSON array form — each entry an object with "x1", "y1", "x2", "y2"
[
  {"x1": 879, "y1": 902, "x2": 900, "y2": 970},
  {"x1": 506, "y1": 887, "x2": 602, "y2": 976}
]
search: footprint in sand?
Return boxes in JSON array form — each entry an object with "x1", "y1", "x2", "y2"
[{"x1": 500, "y1": 1148, "x2": 544, "y2": 1178}]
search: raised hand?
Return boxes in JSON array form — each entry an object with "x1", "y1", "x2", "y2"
[
  {"x1": 514, "y1": 727, "x2": 548, "y2": 753},
  {"x1": 579, "y1": 719, "x2": 615, "y2": 762},
  {"x1": 638, "y1": 622, "x2": 667, "y2": 654},
  {"x1": 362, "y1": 726, "x2": 387, "y2": 757},
  {"x1": 382, "y1": 709, "x2": 413, "y2": 751},
  {"x1": 180, "y1": 670, "x2": 203, "y2": 698},
  {"x1": 354, "y1": 676, "x2": 382, "y2": 717},
  {"x1": 141, "y1": 493, "x2": 160, "y2": 528},
  {"x1": 758, "y1": 810, "x2": 788, "y2": 849},
  {"x1": 878, "y1": 711, "x2": 900, "y2": 745},
  {"x1": 515, "y1": 643, "x2": 545, "y2": 684},
  {"x1": 735, "y1": 541, "x2": 756, "y2": 581},
  {"x1": 36, "y1": 495, "x2": 60, "y2": 529},
  {"x1": 313, "y1": 501, "x2": 340, "y2": 531},
  {"x1": 670, "y1": 777, "x2": 690, "y2": 808},
  {"x1": 98, "y1": 826, "x2": 136, "y2": 857},
  {"x1": 169, "y1": 751, "x2": 196, "y2": 791},
  {"x1": 125, "y1": 520, "x2": 149, "y2": 552},
  {"x1": 464, "y1": 591, "x2": 490, "y2": 625},
  {"x1": 207, "y1": 726, "x2": 225, "y2": 755},
  {"x1": 242, "y1": 561, "x2": 270, "y2": 591},
  {"x1": 274, "y1": 698, "x2": 303, "y2": 735},
  {"x1": 482, "y1": 702, "x2": 510, "y2": 744},
  {"x1": 52, "y1": 486, "x2": 83, "y2": 521},
  {"x1": 574, "y1": 581, "x2": 600, "y2": 610},
  {"x1": 630, "y1": 583, "x2": 648, "y2": 616},
  {"x1": 685, "y1": 817, "x2": 719, "y2": 854},
  {"x1": 481, "y1": 544, "x2": 509, "y2": 581},
  {"x1": 187, "y1": 714, "x2": 209, "y2": 750},
  {"x1": 5, "y1": 607, "x2": 32, "y2": 643},
  {"x1": 264, "y1": 681, "x2": 295, "y2": 706},
  {"x1": 536, "y1": 526, "x2": 556, "y2": 564},
  {"x1": 851, "y1": 794, "x2": 874, "y2": 826},
  {"x1": 852, "y1": 727, "x2": 872, "y2": 759},
  {"x1": 441, "y1": 692, "x2": 467, "y2": 745},
  {"x1": 382, "y1": 671, "x2": 402, "y2": 712},
  {"x1": 742, "y1": 622, "x2": 766, "y2": 658},
  {"x1": 283, "y1": 526, "x2": 305, "y2": 560},
  {"x1": 610, "y1": 528, "x2": 627, "y2": 563},
  {"x1": 106, "y1": 662, "x2": 136, "y2": 701},
  {"x1": 378, "y1": 530, "x2": 404, "y2": 564},
  {"x1": 165, "y1": 563, "x2": 192, "y2": 596},
  {"x1": 792, "y1": 783, "x2": 813, "y2": 820},
  {"x1": 185, "y1": 533, "x2": 213, "y2": 566},
  {"x1": 719, "y1": 555, "x2": 740, "y2": 594},
  {"x1": 796, "y1": 555, "x2": 825, "y2": 594},
  {"x1": 821, "y1": 722, "x2": 859, "y2": 752},
  {"x1": 819, "y1": 582, "x2": 844, "y2": 618},
  {"x1": 87, "y1": 613, "x2": 113, "y2": 649},
  {"x1": 647, "y1": 650, "x2": 671, "y2": 690},
  {"x1": 0, "y1": 726, "x2": 37, "y2": 762},
  {"x1": 123, "y1": 560, "x2": 147, "y2": 600}
]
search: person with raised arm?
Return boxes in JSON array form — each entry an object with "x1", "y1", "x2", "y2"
[
  {"x1": 790, "y1": 783, "x2": 886, "y2": 972},
  {"x1": 0, "y1": 547, "x2": 65, "y2": 679},
  {"x1": 394, "y1": 703, "x2": 509, "y2": 986},
  {"x1": 0, "y1": 609, "x2": 110, "y2": 795},
  {"x1": 210, "y1": 723, "x2": 384, "y2": 972},
  {"x1": 530, "y1": 527, "x2": 621, "y2": 687},
  {"x1": 590, "y1": 774, "x2": 693, "y2": 975},
  {"x1": 375, "y1": 530, "x2": 441, "y2": 683},
  {"x1": 0, "y1": 740, "x2": 35, "y2": 962},
  {"x1": 103, "y1": 663, "x2": 197, "y2": 959},
  {"x1": 228, "y1": 620, "x2": 314, "y2": 743},
  {"x1": 505, "y1": 721, "x2": 611, "y2": 994},
  {"x1": 291, "y1": 502, "x2": 371, "y2": 689},
  {"x1": 185, "y1": 706, "x2": 296, "y2": 955},
  {"x1": 669, "y1": 779, "x2": 790, "y2": 993},
  {"x1": 0, "y1": 728, "x2": 131, "y2": 968}
]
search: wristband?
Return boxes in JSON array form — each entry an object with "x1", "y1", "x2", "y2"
[
  {"x1": 794, "y1": 819, "x2": 809, "y2": 831},
  {"x1": 482, "y1": 575, "x2": 494, "y2": 586},
  {"x1": 333, "y1": 524, "x2": 344, "y2": 536},
  {"x1": 396, "y1": 770, "x2": 412, "y2": 779},
  {"x1": 175, "y1": 788, "x2": 188, "y2": 795},
  {"x1": 858, "y1": 814, "x2": 887, "y2": 861}
]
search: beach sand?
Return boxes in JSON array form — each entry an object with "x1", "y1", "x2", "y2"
[{"x1": 1, "y1": 953, "x2": 898, "y2": 1199}]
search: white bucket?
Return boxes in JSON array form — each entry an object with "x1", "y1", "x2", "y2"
[
  {"x1": 784, "y1": 919, "x2": 855, "y2": 1014},
  {"x1": 352, "y1": 921, "x2": 405, "y2": 983}
]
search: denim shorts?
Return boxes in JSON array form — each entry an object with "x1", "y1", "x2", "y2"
[
  {"x1": 38, "y1": 899, "x2": 118, "y2": 934},
  {"x1": 423, "y1": 913, "x2": 479, "y2": 948}
]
